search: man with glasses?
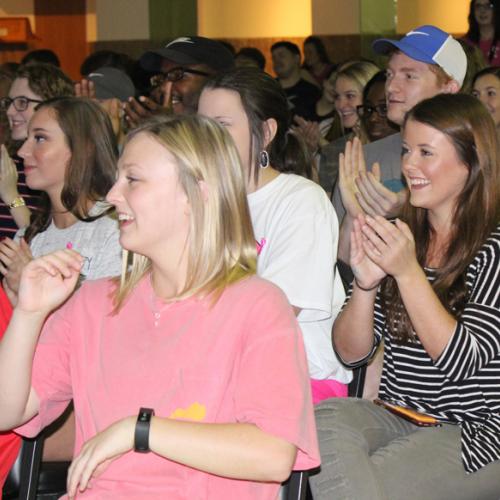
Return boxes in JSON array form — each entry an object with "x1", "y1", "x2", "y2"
[{"x1": 124, "y1": 36, "x2": 234, "y2": 126}]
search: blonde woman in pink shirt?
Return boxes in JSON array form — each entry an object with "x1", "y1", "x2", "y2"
[{"x1": 0, "y1": 115, "x2": 319, "y2": 499}]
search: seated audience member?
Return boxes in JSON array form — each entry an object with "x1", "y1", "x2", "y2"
[
  {"x1": 124, "y1": 36, "x2": 234, "y2": 126},
  {"x1": 334, "y1": 25, "x2": 467, "y2": 265},
  {"x1": 79, "y1": 66, "x2": 137, "y2": 147},
  {"x1": 0, "y1": 63, "x2": 75, "y2": 239},
  {"x1": 0, "y1": 97, "x2": 122, "y2": 302},
  {"x1": 315, "y1": 61, "x2": 379, "y2": 195},
  {"x1": 0, "y1": 114, "x2": 319, "y2": 499},
  {"x1": 472, "y1": 66, "x2": 500, "y2": 138},
  {"x1": 0, "y1": 96, "x2": 122, "y2": 491},
  {"x1": 21, "y1": 49, "x2": 60, "y2": 68},
  {"x1": 86, "y1": 66, "x2": 136, "y2": 103},
  {"x1": 0, "y1": 286, "x2": 17, "y2": 493},
  {"x1": 271, "y1": 41, "x2": 321, "y2": 121},
  {"x1": 465, "y1": 0, "x2": 500, "y2": 66},
  {"x1": 235, "y1": 47, "x2": 266, "y2": 70},
  {"x1": 303, "y1": 36, "x2": 336, "y2": 85},
  {"x1": 311, "y1": 93, "x2": 500, "y2": 500},
  {"x1": 291, "y1": 61, "x2": 367, "y2": 161},
  {"x1": 357, "y1": 71, "x2": 398, "y2": 143},
  {"x1": 199, "y1": 68, "x2": 351, "y2": 403}
]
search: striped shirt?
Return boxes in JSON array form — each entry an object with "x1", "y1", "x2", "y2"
[
  {"x1": 345, "y1": 224, "x2": 500, "y2": 473},
  {"x1": 0, "y1": 155, "x2": 41, "y2": 239}
]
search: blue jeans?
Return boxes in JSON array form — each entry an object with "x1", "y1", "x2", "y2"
[{"x1": 309, "y1": 398, "x2": 500, "y2": 500}]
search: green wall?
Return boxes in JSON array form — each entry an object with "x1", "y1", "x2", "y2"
[
  {"x1": 149, "y1": 0, "x2": 197, "y2": 42},
  {"x1": 360, "y1": 0, "x2": 397, "y2": 61}
]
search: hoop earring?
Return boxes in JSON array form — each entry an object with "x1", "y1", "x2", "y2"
[{"x1": 260, "y1": 150, "x2": 269, "y2": 169}]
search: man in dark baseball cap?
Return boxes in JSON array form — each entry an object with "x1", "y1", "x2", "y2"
[{"x1": 125, "y1": 36, "x2": 234, "y2": 125}]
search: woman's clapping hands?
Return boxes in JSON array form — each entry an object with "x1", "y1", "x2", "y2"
[{"x1": 16, "y1": 249, "x2": 84, "y2": 316}]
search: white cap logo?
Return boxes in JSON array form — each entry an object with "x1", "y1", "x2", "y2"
[
  {"x1": 166, "y1": 37, "x2": 193, "y2": 47},
  {"x1": 406, "y1": 30, "x2": 430, "y2": 37}
]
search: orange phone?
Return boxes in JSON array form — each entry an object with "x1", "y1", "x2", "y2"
[{"x1": 374, "y1": 399, "x2": 442, "y2": 427}]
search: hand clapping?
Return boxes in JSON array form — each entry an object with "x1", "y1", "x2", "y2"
[
  {"x1": 17, "y1": 249, "x2": 84, "y2": 316},
  {"x1": 351, "y1": 213, "x2": 419, "y2": 288}
]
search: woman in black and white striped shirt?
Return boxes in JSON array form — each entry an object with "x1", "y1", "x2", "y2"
[{"x1": 310, "y1": 93, "x2": 500, "y2": 500}]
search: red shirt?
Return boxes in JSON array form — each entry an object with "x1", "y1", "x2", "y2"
[{"x1": 0, "y1": 287, "x2": 19, "y2": 498}]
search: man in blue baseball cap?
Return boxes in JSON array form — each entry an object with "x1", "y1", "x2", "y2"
[{"x1": 333, "y1": 25, "x2": 467, "y2": 265}]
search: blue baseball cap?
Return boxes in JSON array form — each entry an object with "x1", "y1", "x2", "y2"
[{"x1": 373, "y1": 25, "x2": 467, "y2": 87}]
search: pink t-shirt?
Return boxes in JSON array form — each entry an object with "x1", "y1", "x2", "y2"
[{"x1": 17, "y1": 275, "x2": 319, "y2": 499}]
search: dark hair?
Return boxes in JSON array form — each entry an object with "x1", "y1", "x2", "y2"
[
  {"x1": 304, "y1": 36, "x2": 331, "y2": 65},
  {"x1": 24, "y1": 97, "x2": 118, "y2": 243},
  {"x1": 218, "y1": 40, "x2": 236, "y2": 56},
  {"x1": 203, "y1": 67, "x2": 313, "y2": 180},
  {"x1": 362, "y1": 70, "x2": 387, "y2": 102},
  {"x1": 271, "y1": 41, "x2": 301, "y2": 57},
  {"x1": 80, "y1": 50, "x2": 134, "y2": 77},
  {"x1": 467, "y1": 0, "x2": 500, "y2": 62},
  {"x1": 235, "y1": 47, "x2": 266, "y2": 70},
  {"x1": 0, "y1": 62, "x2": 20, "y2": 76},
  {"x1": 382, "y1": 93, "x2": 500, "y2": 343},
  {"x1": 15, "y1": 63, "x2": 74, "y2": 101},
  {"x1": 472, "y1": 65, "x2": 500, "y2": 88},
  {"x1": 21, "y1": 49, "x2": 60, "y2": 67}
]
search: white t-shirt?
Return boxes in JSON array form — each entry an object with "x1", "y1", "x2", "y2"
[
  {"x1": 16, "y1": 202, "x2": 122, "y2": 280},
  {"x1": 248, "y1": 173, "x2": 351, "y2": 383}
]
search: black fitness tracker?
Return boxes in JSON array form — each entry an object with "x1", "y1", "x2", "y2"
[{"x1": 134, "y1": 407, "x2": 155, "y2": 453}]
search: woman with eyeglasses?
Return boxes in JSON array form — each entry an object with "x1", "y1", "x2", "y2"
[
  {"x1": 0, "y1": 63, "x2": 74, "y2": 238},
  {"x1": 357, "y1": 71, "x2": 398, "y2": 143},
  {"x1": 465, "y1": 0, "x2": 500, "y2": 66}
]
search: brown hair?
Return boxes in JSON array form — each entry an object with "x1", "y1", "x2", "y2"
[
  {"x1": 203, "y1": 67, "x2": 314, "y2": 182},
  {"x1": 382, "y1": 93, "x2": 500, "y2": 342},
  {"x1": 15, "y1": 63, "x2": 74, "y2": 100},
  {"x1": 24, "y1": 97, "x2": 118, "y2": 243}
]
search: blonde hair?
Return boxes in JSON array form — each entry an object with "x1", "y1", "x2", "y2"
[
  {"x1": 332, "y1": 60, "x2": 380, "y2": 96},
  {"x1": 332, "y1": 60, "x2": 380, "y2": 140},
  {"x1": 113, "y1": 114, "x2": 257, "y2": 310}
]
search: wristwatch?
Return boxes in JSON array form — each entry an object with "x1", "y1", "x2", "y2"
[
  {"x1": 134, "y1": 407, "x2": 154, "y2": 453},
  {"x1": 8, "y1": 197, "x2": 26, "y2": 209}
]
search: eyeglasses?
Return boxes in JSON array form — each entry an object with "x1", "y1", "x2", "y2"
[
  {"x1": 357, "y1": 104, "x2": 388, "y2": 118},
  {"x1": 0, "y1": 96, "x2": 43, "y2": 112},
  {"x1": 150, "y1": 67, "x2": 211, "y2": 87},
  {"x1": 474, "y1": 2, "x2": 494, "y2": 11}
]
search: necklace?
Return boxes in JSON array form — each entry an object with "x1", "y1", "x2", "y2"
[{"x1": 149, "y1": 275, "x2": 177, "y2": 327}]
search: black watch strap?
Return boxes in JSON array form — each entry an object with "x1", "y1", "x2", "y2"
[{"x1": 134, "y1": 407, "x2": 154, "y2": 453}]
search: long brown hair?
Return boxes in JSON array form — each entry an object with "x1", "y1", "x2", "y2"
[
  {"x1": 24, "y1": 97, "x2": 118, "y2": 243},
  {"x1": 203, "y1": 68, "x2": 314, "y2": 182},
  {"x1": 382, "y1": 93, "x2": 500, "y2": 342}
]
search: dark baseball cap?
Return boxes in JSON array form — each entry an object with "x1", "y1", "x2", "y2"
[
  {"x1": 87, "y1": 66, "x2": 135, "y2": 101},
  {"x1": 140, "y1": 36, "x2": 234, "y2": 73}
]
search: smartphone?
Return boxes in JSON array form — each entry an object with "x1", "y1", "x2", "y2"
[{"x1": 374, "y1": 399, "x2": 442, "y2": 427}]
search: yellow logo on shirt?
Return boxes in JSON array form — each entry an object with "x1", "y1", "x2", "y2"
[{"x1": 169, "y1": 402, "x2": 206, "y2": 421}]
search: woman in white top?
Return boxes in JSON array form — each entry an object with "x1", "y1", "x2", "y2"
[{"x1": 199, "y1": 67, "x2": 351, "y2": 403}]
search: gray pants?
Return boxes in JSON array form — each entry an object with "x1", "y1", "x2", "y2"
[{"x1": 309, "y1": 398, "x2": 500, "y2": 500}]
